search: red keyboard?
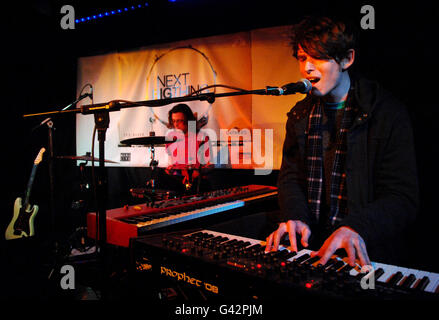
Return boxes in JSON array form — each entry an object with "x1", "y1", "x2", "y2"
[{"x1": 86, "y1": 185, "x2": 277, "y2": 247}]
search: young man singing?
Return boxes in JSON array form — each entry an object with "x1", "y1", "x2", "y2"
[{"x1": 265, "y1": 16, "x2": 419, "y2": 267}]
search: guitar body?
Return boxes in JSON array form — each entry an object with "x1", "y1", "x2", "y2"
[
  {"x1": 5, "y1": 148, "x2": 45, "y2": 240},
  {"x1": 5, "y1": 197, "x2": 39, "y2": 240}
]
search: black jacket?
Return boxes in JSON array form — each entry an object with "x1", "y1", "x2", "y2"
[{"x1": 277, "y1": 75, "x2": 419, "y2": 264}]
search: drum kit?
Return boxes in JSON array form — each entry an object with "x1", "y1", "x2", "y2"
[
  {"x1": 120, "y1": 133, "x2": 180, "y2": 201},
  {"x1": 55, "y1": 133, "x2": 181, "y2": 254},
  {"x1": 57, "y1": 133, "x2": 195, "y2": 205}
]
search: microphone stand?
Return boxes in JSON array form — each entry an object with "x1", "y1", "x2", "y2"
[
  {"x1": 22, "y1": 85, "x2": 286, "y2": 299},
  {"x1": 37, "y1": 117, "x2": 60, "y2": 284},
  {"x1": 22, "y1": 86, "x2": 281, "y2": 119},
  {"x1": 46, "y1": 119, "x2": 57, "y2": 256},
  {"x1": 31, "y1": 96, "x2": 91, "y2": 285},
  {"x1": 93, "y1": 110, "x2": 110, "y2": 299}
]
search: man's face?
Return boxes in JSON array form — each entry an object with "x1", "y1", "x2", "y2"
[
  {"x1": 297, "y1": 46, "x2": 344, "y2": 98},
  {"x1": 171, "y1": 112, "x2": 188, "y2": 134}
]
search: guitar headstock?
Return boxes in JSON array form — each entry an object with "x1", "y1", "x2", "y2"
[{"x1": 34, "y1": 148, "x2": 46, "y2": 165}]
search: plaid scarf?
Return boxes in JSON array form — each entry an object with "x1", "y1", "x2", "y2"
[{"x1": 306, "y1": 99, "x2": 355, "y2": 225}]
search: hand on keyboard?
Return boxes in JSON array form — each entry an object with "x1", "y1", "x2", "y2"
[
  {"x1": 311, "y1": 226, "x2": 371, "y2": 267},
  {"x1": 265, "y1": 220, "x2": 311, "y2": 253}
]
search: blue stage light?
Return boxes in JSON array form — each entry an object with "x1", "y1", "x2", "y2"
[{"x1": 75, "y1": 1, "x2": 156, "y2": 24}]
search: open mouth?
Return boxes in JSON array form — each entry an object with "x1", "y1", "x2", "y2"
[{"x1": 308, "y1": 77, "x2": 320, "y2": 85}]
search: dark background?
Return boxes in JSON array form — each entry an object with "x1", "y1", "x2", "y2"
[{"x1": 1, "y1": 0, "x2": 438, "y2": 298}]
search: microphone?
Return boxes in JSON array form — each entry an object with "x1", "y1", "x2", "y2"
[
  {"x1": 77, "y1": 85, "x2": 94, "y2": 101},
  {"x1": 88, "y1": 86, "x2": 93, "y2": 100},
  {"x1": 61, "y1": 89, "x2": 93, "y2": 111},
  {"x1": 267, "y1": 79, "x2": 312, "y2": 95},
  {"x1": 281, "y1": 79, "x2": 312, "y2": 95},
  {"x1": 77, "y1": 92, "x2": 93, "y2": 100}
]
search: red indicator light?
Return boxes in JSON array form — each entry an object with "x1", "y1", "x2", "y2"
[
  {"x1": 281, "y1": 262, "x2": 286, "y2": 267},
  {"x1": 256, "y1": 264, "x2": 262, "y2": 269},
  {"x1": 181, "y1": 248, "x2": 188, "y2": 253},
  {"x1": 305, "y1": 282, "x2": 313, "y2": 289}
]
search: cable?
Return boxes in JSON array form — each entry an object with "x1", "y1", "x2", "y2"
[
  {"x1": 79, "y1": 83, "x2": 93, "y2": 97},
  {"x1": 186, "y1": 84, "x2": 247, "y2": 97}
]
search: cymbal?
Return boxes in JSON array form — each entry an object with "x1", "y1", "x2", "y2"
[
  {"x1": 120, "y1": 136, "x2": 169, "y2": 146},
  {"x1": 56, "y1": 154, "x2": 118, "y2": 163}
]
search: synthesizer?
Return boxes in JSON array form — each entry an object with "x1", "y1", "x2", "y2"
[
  {"x1": 87, "y1": 185, "x2": 277, "y2": 247},
  {"x1": 130, "y1": 229, "x2": 439, "y2": 300}
]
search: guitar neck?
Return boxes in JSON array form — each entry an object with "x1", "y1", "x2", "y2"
[{"x1": 24, "y1": 164, "x2": 38, "y2": 207}]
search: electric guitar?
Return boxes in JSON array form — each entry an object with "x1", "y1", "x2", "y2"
[{"x1": 5, "y1": 147, "x2": 45, "y2": 240}]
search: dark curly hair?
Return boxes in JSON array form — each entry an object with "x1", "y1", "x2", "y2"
[
  {"x1": 290, "y1": 16, "x2": 357, "y2": 64},
  {"x1": 167, "y1": 103, "x2": 196, "y2": 129}
]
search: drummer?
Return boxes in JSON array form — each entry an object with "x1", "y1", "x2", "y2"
[{"x1": 165, "y1": 103, "x2": 212, "y2": 191}]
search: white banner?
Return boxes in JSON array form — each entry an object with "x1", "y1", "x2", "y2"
[{"x1": 76, "y1": 25, "x2": 304, "y2": 171}]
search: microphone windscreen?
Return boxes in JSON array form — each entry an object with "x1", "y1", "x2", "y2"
[{"x1": 300, "y1": 79, "x2": 312, "y2": 93}]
